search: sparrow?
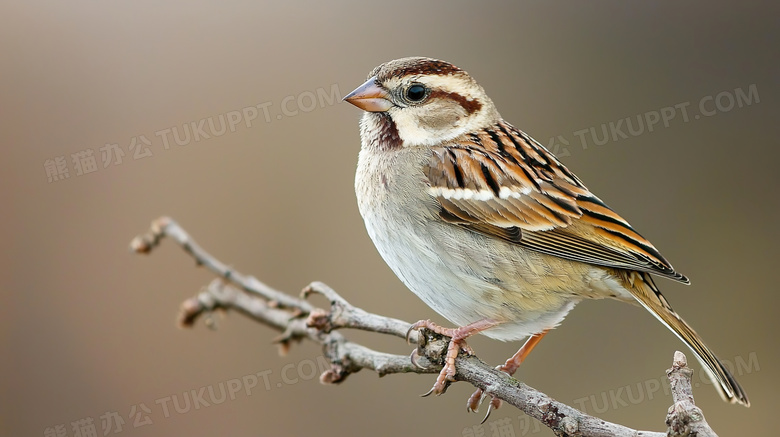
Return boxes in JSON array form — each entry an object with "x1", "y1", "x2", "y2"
[{"x1": 343, "y1": 57, "x2": 749, "y2": 414}]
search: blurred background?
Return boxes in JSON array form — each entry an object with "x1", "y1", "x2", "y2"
[{"x1": 2, "y1": 1, "x2": 778, "y2": 436}]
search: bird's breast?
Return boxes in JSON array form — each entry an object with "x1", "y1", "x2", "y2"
[{"x1": 354, "y1": 143, "x2": 628, "y2": 341}]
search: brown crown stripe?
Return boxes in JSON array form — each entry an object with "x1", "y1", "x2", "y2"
[
  {"x1": 373, "y1": 58, "x2": 464, "y2": 83},
  {"x1": 386, "y1": 59, "x2": 463, "y2": 78}
]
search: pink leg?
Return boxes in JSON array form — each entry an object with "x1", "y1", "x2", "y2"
[
  {"x1": 467, "y1": 330, "x2": 550, "y2": 420},
  {"x1": 408, "y1": 319, "x2": 499, "y2": 396},
  {"x1": 498, "y1": 329, "x2": 549, "y2": 375}
]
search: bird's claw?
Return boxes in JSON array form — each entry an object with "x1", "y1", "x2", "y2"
[
  {"x1": 405, "y1": 324, "x2": 418, "y2": 345},
  {"x1": 481, "y1": 397, "x2": 502, "y2": 424},
  {"x1": 466, "y1": 388, "x2": 487, "y2": 413},
  {"x1": 407, "y1": 319, "x2": 495, "y2": 402},
  {"x1": 409, "y1": 348, "x2": 428, "y2": 369},
  {"x1": 421, "y1": 371, "x2": 451, "y2": 397},
  {"x1": 420, "y1": 386, "x2": 436, "y2": 397},
  {"x1": 467, "y1": 387, "x2": 503, "y2": 422}
]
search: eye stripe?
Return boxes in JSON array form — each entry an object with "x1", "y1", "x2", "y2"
[{"x1": 427, "y1": 90, "x2": 483, "y2": 115}]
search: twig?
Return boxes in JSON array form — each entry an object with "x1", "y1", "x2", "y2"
[
  {"x1": 665, "y1": 352, "x2": 718, "y2": 437},
  {"x1": 131, "y1": 216, "x2": 719, "y2": 437}
]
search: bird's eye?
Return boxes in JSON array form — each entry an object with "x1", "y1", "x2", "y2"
[{"x1": 405, "y1": 84, "x2": 427, "y2": 102}]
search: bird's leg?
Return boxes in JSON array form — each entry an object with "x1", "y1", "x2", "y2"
[
  {"x1": 467, "y1": 329, "x2": 550, "y2": 421},
  {"x1": 407, "y1": 319, "x2": 499, "y2": 396},
  {"x1": 497, "y1": 329, "x2": 549, "y2": 375}
]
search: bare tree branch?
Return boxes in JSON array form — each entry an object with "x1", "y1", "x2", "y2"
[
  {"x1": 665, "y1": 352, "x2": 718, "y2": 437},
  {"x1": 130, "y1": 216, "x2": 719, "y2": 437}
]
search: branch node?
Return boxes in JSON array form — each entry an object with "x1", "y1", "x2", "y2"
[
  {"x1": 539, "y1": 402, "x2": 565, "y2": 431},
  {"x1": 302, "y1": 281, "x2": 357, "y2": 331},
  {"x1": 178, "y1": 297, "x2": 204, "y2": 328},
  {"x1": 559, "y1": 416, "x2": 579, "y2": 436},
  {"x1": 318, "y1": 340, "x2": 357, "y2": 384},
  {"x1": 416, "y1": 329, "x2": 448, "y2": 363},
  {"x1": 306, "y1": 308, "x2": 333, "y2": 332},
  {"x1": 320, "y1": 365, "x2": 350, "y2": 384},
  {"x1": 130, "y1": 217, "x2": 173, "y2": 253},
  {"x1": 672, "y1": 350, "x2": 687, "y2": 368}
]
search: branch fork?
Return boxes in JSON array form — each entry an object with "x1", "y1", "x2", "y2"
[{"x1": 131, "y1": 216, "x2": 720, "y2": 437}]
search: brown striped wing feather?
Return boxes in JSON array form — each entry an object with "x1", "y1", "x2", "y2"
[{"x1": 426, "y1": 121, "x2": 689, "y2": 284}]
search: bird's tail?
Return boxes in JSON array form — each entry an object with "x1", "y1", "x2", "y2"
[{"x1": 625, "y1": 272, "x2": 750, "y2": 406}]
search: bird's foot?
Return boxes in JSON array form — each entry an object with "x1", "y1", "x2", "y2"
[
  {"x1": 467, "y1": 330, "x2": 550, "y2": 421},
  {"x1": 466, "y1": 368, "x2": 507, "y2": 423},
  {"x1": 407, "y1": 319, "x2": 499, "y2": 396}
]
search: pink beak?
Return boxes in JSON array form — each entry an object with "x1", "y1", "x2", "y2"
[{"x1": 343, "y1": 77, "x2": 392, "y2": 112}]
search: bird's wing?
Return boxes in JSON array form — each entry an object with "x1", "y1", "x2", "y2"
[{"x1": 425, "y1": 121, "x2": 689, "y2": 284}]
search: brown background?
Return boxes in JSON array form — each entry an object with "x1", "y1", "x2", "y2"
[{"x1": 2, "y1": 1, "x2": 778, "y2": 436}]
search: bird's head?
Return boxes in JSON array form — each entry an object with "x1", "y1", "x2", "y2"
[{"x1": 344, "y1": 57, "x2": 500, "y2": 149}]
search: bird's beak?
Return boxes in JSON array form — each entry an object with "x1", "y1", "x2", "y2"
[{"x1": 343, "y1": 77, "x2": 392, "y2": 112}]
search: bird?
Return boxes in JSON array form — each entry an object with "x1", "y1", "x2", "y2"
[{"x1": 343, "y1": 56, "x2": 749, "y2": 415}]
